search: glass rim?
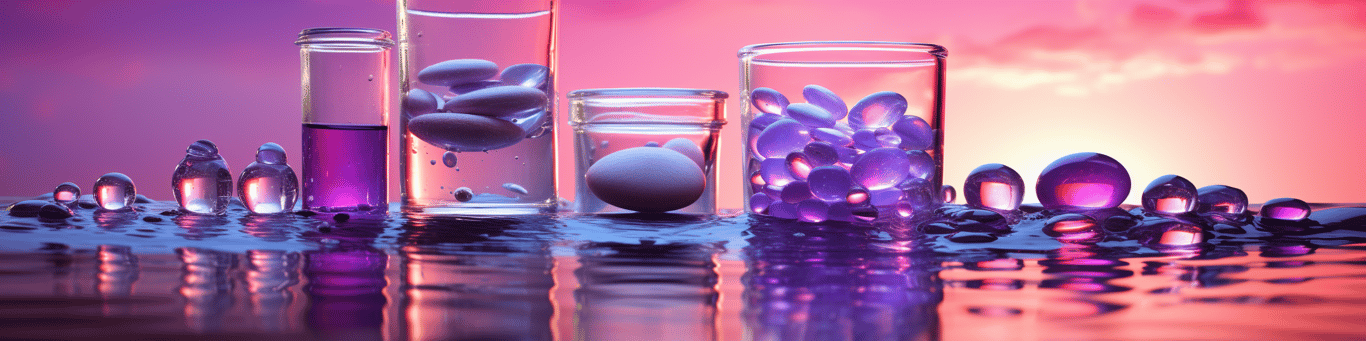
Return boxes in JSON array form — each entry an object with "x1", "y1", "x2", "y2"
[
  {"x1": 295, "y1": 27, "x2": 394, "y2": 47},
  {"x1": 739, "y1": 41, "x2": 946, "y2": 63},
  {"x1": 567, "y1": 88, "x2": 728, "y2": 100}
]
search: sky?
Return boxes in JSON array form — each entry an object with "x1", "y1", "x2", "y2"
[{"x1": 1, "y1": 0, "x2": 1363, "y2": 209}]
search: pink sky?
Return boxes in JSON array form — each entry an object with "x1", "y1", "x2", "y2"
[{"x1": 2, "y1": 0, "x2": 1363, "y2": 208}]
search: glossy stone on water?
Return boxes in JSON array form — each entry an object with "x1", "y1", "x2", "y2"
[
  {"x1": 498, "y1": 63, "x2": 549, "y2": 88},
  {"x1": 964, "y1": 163, "x2": 1025, "y2": 211},
  {"x1": 754, "y1": 119, "x2": 810, "y2": 159},
  {"x1": 749, "y1": 87, "x2": 789, "y2": 114},
  {"x1": 1196, "y1": 185, "x2": 1248, "y2": 216},
  {"x1": 784, "y1": 103, "x2": 835, "y2": 128},
  {"x1": 238, "y1": 142, "x2": 299, "y2": 214},
  {"x1": 53, "y1": 182, "x2": 80, "y2": 204},
  {"x1": 807, "y1": 166, "x2": 853, "y2": 201},
  {"x1": 802, "y1": 84, "x2": 847, "y2": 120},
  {"x1": 750, "y1": 193, "x2": 773, "y2": 214},
  {"x1": 1261, "y1": 198, "x2": 1311, "y2": 221},
  {"x1": 1036, "y1": 152, "x2": 1131, "y2": 210},
  {"x1": 1141, "y1": 175, "x2": 1197, "y2": 215},
  {"x1": 849, "y1": 147, "x2": 911, "y2": 190},
  {"x1": 173, "y1": 140, "x2": 233, "y2": 215},
  {"x1": 417, "y1": 59, "x2": 498, "y2": 86},
  {"x1": 848, "y1": 91, "x2": 908, "y2": 129},
  {"x1": 93, "y1": 172, "x2": 136, "y2": 211},
  {"x1": 891, "y1": 115, "x2": 934, "y2": 150},
  {"x1": 1043, "y1": 213, "x2": 1098, "y2": 238}
]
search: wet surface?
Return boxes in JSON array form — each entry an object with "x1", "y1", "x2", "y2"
[{"x1": 2, "y1": 195, "x2": 1366, "y2": 340}]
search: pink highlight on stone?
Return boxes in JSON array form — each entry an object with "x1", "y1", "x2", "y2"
[
  {"x1": 1054, "y1": 183, "x2": 1116, "y2": 209},
  {"x1": 979, "y1": 181, "x2": 1018, "y2": 211},
  {"x1": 1153, "y1": 197, "x2": 1188, "y2": 214},
  {"x1": 1158, "y1": 230, "x2": 1201, "y2": 246}
]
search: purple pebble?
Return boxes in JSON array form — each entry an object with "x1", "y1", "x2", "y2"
[
  {"x1": 807, "y1": 166, "x2": 852, "y2": 200},
  {"x1": 750, "y1": 87, "x2": 789, "y2": 114},
  {"x1": 892, "y1": 115, "x2": 934, "y2": 150},
  {"x1": 849, "y1": 91, "x2": 907, "y2": 129},
  {"x1": 768, "y1": 201, "x2": 798, "y2": 219},
  {"x1": 498, "y1": 63, "x2": 549, "y2": 88},
  {"x1": 417, "y1": 59, "x2": 498, "y2": 87},
  {"x1": 760, "y1": 158, "x2": 796, "y2": 187},
  {"x1": 850, "y1": 147, "x2": 912, "y2": 190},
  {"x1": 750, "y1": 193, "x2": 774, "y2": 214},
  {"x1": 802, "y1": 84, "x2": 847, "y2": 120},
  {"x1": 906, "y1": 150, "x2": 935, "y2": 181},
  {"x1": 811, "y1": 128, "x2": 853, "y2": 146},
  {"x1": 449, "y1": 80, "x2": 504, "y2": 95},
  {"x1": 754, "y1": 119, "x2": 810, "y2": 159},
  {"x1": 780, "y1": 181, "x2": 813, "y2": 203},
  {"x1": 784, "y1": 103, "x2": 835, "y2": 128},
  {"x1": 796, "y1": 199, "x2": 829, "y2": 222},
  {"x1": 404, "y1": 89, "x2": 441, "y2": 117},
  {"x1": 802, "y1": 142, "x2": 840, "y2": 166}
]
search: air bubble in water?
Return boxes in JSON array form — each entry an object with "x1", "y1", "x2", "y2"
[
  {"x1": 93, "y1": 172, "x2": 136, "y2": 211},
  {"x1": 442, "y1": 151, "x2": 458, "y2": 168},
  {"x1": 238, "y1": 142, "x2": 298, "y2": 214},
  {"x1": 53, "y1": 182, "x2": 80, "y2": 204},
  {"x1": 1260, "y1": 198, "x2": 1310, "y2": 221},
  {"x1": 1036, "y1": 152, "x2": 1130, "y2": 210},
  {"x1": 172, "y1": 140, "x2": 233, "y2": 215},
  {"x1": 1141, "y1": 174, "x2": 1197, "y2": 215},
  {"x1": 1196, "y1": 185, "x2": 1248, "y2": 217}
]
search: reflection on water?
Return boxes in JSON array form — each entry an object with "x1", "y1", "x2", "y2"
[{"x1": 1, "y1": 198, "x2": 1366, "y2": 340}]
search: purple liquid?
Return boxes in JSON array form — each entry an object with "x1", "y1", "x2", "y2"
[{"x1": 302, "y1": 123, "x2": 387, "y2": 212}]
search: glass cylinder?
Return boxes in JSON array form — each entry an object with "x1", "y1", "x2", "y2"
[
  {"x1": 296, "y1": 28, "x2": 393, "y2": 214},
  {"x1": 398, "y1": 0, "x2": 558, "y2": 215},
  {"x1": 568, "y1": 89, "x2": 727, "y2": 215},
  {"x1": 739, "y1": 42, "x2": 946, "y2": 222}
]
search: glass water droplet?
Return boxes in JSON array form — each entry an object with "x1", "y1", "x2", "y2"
[
  {"x1": 750, "y1": 87, "x2": 789, "y2": 114},
  {"x1": 93, "y1": 172, "x2": 136, "y2": 211},
  {"x1": 964, "y1": 163, "x2": 1024, "y2": 211},
  {"x1": 1196, "y1": 185, "x2": 1248, "y2": 217},
  {"x1": 238, "y1": 143, "x2": 299, "y2": 214},
  {"x1": 172, "y1": 140, "x2": 233, "y2": 215},
  {"x1": 53, "y1": 182, "x2": 80, "y2": 204},
  {"x1": 1261, "y1": 198, "x2": 1310, "y2": 221},
  {"x1": 1036, "y1": 153, "x2": 1130, "y2": 210},
  {"x1": 941, "y1": 185, "x2": 955, "y2": 203},
  {"x1": 442, "y1": 151, "x2": 458, "y2": 168},
  {"x1": 1141, "y1": 175, "x2": 1197, "y2": 215}
]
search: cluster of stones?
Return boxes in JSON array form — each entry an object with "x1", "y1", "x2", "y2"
[
  {"x1": 746, "y1": 85, "x2": 939, "y2": 223},
  {"x1": 404, "y1": 59, "x2": 551, "y2": 153}
]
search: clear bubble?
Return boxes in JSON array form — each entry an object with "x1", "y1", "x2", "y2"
[
  {"x1": 238, "y1": 143, "x2": 298, "y2": 214},
  {"x1": 750, "y1": 87, "x2": 789, "y2": 114},
  {"x1": 1036, "y1": 153, "x2": 1131, "y2": 210},
  {"x1": 454, "y1": 187, "x2": 474, "y2": 202},
  {"x1": 965, "y1": 164, "x2": 1025, "y2": 211},
  {"x1": 1141, "y1": 175, "x2": 1197, "y2": 215},
  {"x1": 255, "y1": 142, "x2": 287, "y2": 165},
  {"x1": 849, "y1": 147, "x2": 911, "y2": 190},
  {"x1": 172, "y1": 140, "x2": 233, "y2": 215},
  {"x1": 848, "y1": 91, "x2": 907, "y2": 129},
  {"x1": 442, "y1": 151, "x2": 458, "y2": 168},
  {"x1": 53, "y1": 182, "x2": 80, "y2": 204},
  {"x1": 941, "y1": 185, "x2": 956, "y2": 204},
  {"x1": 1196, "y1": 185, "x2": 1248, "y2": 217},
  {"x1": 93, "y1": 172, "x2": 136, "y2": 211},
  {"x1": 1261, "y1": 198, "x2": 1310, "y2": 221},
  {"x1": 796, "y1": 199, "x2": 829, "y2": 222},
  {"x1": 750, "y1": 193, "x2": 773, "y2": 214},
  {"x1": 807, "y1": 166, "x2": 852, "y2": 201},
  {"x1": 502, "y1": 183, "x2": 529, "y2": 196}
]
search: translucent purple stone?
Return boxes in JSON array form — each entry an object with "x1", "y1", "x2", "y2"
[
  {"x1": 1036, "y1": 153, "x2": 1131, "y2": 210},
  {"x1": 848, "y1": 91, "x2": 907, "y2": 129},
  {"x1": 754, "y1": 119, "x2": 810, "y2": 159},
  {"x1": 905, "y1": 150, "x2": 935, "y2": 181},
  {"x1": 53, "y1": 182, "x2": 80, "y2": 204},
  {"x1": 785, "y1": 152, "x2": 813, "y2": 180},
  {"x1": 498, "y1": 63, "x2": 549, "y2": 88},
  {"x1": 750, "y1": 87, "x2": 789, "y2": 114},
  {"x1": 760, "y1": 158, "x2": 796, "y2": 187},
  {"x1": 796, "y1": 199, "x2": 829, "y2": 222},
  {"x1": 810, "y1": 128, "x2": 853, "y2": 146},
  {"x1": 1196, "y1": 185, "x2": 1248, "y2": 216},
  {"x1": 784, "y1": 103, "x2": 835, "y2": 129},
  {"x1": 802, "y1": 142, "x2": 839, "y2": 167},
  {"x1": 768, "y1": 201, "x2": 798, "y2": 219},
  {"x1": 403, "y1": 89, "x2": 441, "y2": 117},
  {"x1": 807, "y1": 166, "x2": 852, "y2": 200},
  {"x1": 851, "y1": 129, "x2": 881, "y2": 150},
  {"x1": 846, "y1": 188, "x2": 870, "y2": 205},
  {"x1": 1260, "y1": 198, "x2": 1310, "y2": 221},
  {"x1": 1043, "y1": 213, "x2": 1098, "y2": 238},
  {"x1": 780, "y1": 181, "x2": 812, "y2": 203},
  {"x1": 826, "y1": 202, "x2": 854, "y2": 222},
  {"x1": 1141, "y1": 175, "x2": 1197, "y2": 215},
  {"x1": 892, "y1": 115, "x2": 934, "y2": 150},
  {"x1": 849, "y1": 147, "x2": 911, "y2": 190},
  {"x1": 837, "y1": 147, "x2": 860, "y2": 165},
  {"x1": 874, "y1": 128, "x2": 901, "y2": 148},
  {"x1": 869, "y1": 187, "x2": 903, "y2": 207},
  {"x1": 750, "y1": 113, "x2": 782, "y2": 131},
  {"x1": 750, "y1": 193, "x2": 774, "y2": 214},
  {"x1": 941, "y1": 185, "x2": 956, "y2": 203},
  {"x1": 802, "y1": 84, "x2": 847, "y2": 120},
  {"x1": 964, "y1": 163, "x2": 1024, "y2": 211}
]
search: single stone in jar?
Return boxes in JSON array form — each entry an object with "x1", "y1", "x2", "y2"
[
  {"x1": 585, "y1": 147, "x2": 705, "y2": 213},
  {"x1": 417, "y1": 59, "x2": 498, "y2": 86},
  {"x1": 442, "y1": 86, "x2": 548, "y2": 117},
  {"x1": 407, "y1": 113, "x2": 525, "y2": 151}
]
